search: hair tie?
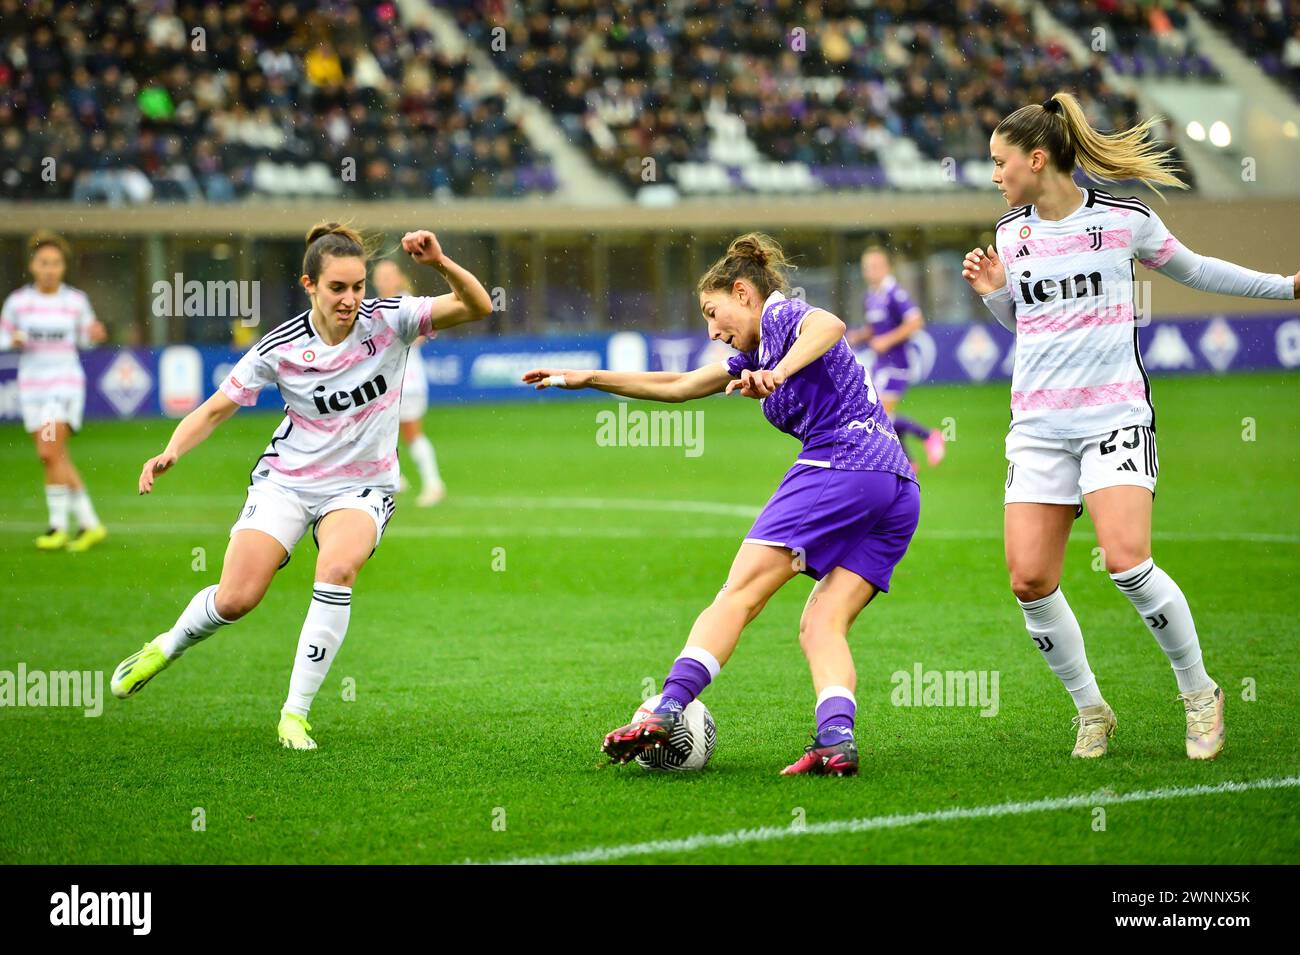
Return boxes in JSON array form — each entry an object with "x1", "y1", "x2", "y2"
[{"x1": 1042, "y1": 98, "x2": 1060, "y2": 115}]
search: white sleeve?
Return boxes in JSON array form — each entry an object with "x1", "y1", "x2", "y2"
[
  {"x1": 393, "y1": 296, "x2": 439, "y2": 345},
  {"x1": 219, "y1": 347, "x2": 276, "y2": 406},
  {"x1": 76, "y1": 292, "x2": 98, "y2": 348},
  {"x1": 1135, "y1": 209, "x2": 1293, "y2": 300},
  {"x1": 981, "y1": 285, "x2": 1016, "y2": 332},
  {"x1": 1151, "y1": 243, "x2": 1294, "y2": 300}
]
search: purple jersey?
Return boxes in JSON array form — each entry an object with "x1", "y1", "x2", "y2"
[
  {"x1": 725, "y1": 291, "x2": 915, "y2": 479},
  {"x1": 862, "y1": 276, "x2": 917, "y2": 370}
]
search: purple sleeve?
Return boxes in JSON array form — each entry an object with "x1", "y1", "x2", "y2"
[
  {"x1": 889, "y1": 285, "x2": 916, "y2": 321},
  {"x1": 725, "y1": 350, "x2": 756, "y2": 376},
  {"x1": 762, "y1": 297, "x2": 812, "y2": 360}
]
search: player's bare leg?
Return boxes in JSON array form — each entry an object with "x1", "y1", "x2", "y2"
[
  {"x1": 31, "y1": 423, "x2": 106, "y2": 551},
  {"x1": 278, "y1": 508, "x2": 375, "y2": 750},
  {"x1": 112, "y1": 530, "x2": 284, "y2": 699},
  {"x1": 1088, "y1": 486, "x2": 1222, "y2": 758},
  {"x1": 1007, "y1": 503, "x2": 1115, "y2": 756},
  {"x1": 32, "y1": 424, "x2": 73, "y2": 549},
  {"x1": 602, "y1": 543, "x2": 797, "y2": 763},
  {"x1": 782, "y1": 568, "x2": 877, "y2": 776}
]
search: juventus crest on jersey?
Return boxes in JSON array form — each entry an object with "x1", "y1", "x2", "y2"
[
  {"x1": 220, "y1": 295, "x2": 436, "y2": 495},
  {"x1": 995, "y1": 188, "x2": 1175, "y2": 439}
]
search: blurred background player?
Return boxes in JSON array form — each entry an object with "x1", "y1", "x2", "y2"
[
  {"x1": 110, "y1": 224, "x2": 492, "y2": 749},
  {"x1": 0, "y1": 232, "x2": 108, "y2": 552},
  {"x1": 372, "y1": 258, "x2": 446, "y2": 506},
  {"x1": 848, "y1": 246, "x2": 945, "y2": 470},
  {"x1": 526, "y1": 234, "x2": 919, "y2": 776},
  {"x1": 964, "y1": 91, "x2": 1299, "y2": 762}
]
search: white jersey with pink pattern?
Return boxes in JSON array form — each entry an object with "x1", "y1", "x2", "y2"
[
  {"x1": 995, "y1": 187, "x2": 1176, "y2": 439},
  {"x1": 0, "y1": 283, "x2": 96, "y2": 399},
  {"x1": 220, "y1": 295, "x2": 436, "y2": 496}
]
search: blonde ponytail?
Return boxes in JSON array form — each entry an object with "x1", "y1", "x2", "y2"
[{"x1": 997, "y1": 92, "x2": 1187, "y2": 194}]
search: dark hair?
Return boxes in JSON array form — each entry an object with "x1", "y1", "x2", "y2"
[
  {"x1": 995, "y1": 91, "x2": 1186, "y2": 193},
  {"x1": 28, "y1": 231, "x2": 71, "y2": 263},
  {"x1": 302, "y1": 221, "x2": 369, "y2": 282},
  {"x1": 697, "y1": 232, "x2": 793, "y2": 299}
]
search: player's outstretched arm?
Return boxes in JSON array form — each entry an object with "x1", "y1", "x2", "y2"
[
  {"x1": 522, "y1": 364, "x2": 732, "y2": 403},
  {"x1": 1152, "y1": 242, "x2": 1299, "y2": 300},
  {"x1": 401, "y1": 230, "x2": 494, "y2": 329},
  {"x1": 139, "y1": 391, "x2": 240, "y2": 494}
]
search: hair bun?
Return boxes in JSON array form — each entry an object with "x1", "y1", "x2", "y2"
[
  {"x1": 729, "y1": 235, "x2": 768, "y2": 266},
  {"x1": 306, "y1": 221, "x2": 345, "y2": 247}
]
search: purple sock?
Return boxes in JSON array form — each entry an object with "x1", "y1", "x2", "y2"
[
  {"x1": 815, "y1": 692, "x2": 856, "y2": 746},
  {"x1": 658, "y1": 656, "x2": 713, "y2": 713},
  {"x1": 893, "y1": 415, "x2": 931, "y2": 441}
]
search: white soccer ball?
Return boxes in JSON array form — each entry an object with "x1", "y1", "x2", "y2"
[{"x1": 631, "y1": 694, "x2": 717, "y2": 772}]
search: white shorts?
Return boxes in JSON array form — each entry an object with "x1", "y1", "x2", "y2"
[
  {"x1": 21, "y1": 390, "x2": 84, "y2": 432},
  {"x1": 230, "y1": 480, "x2": 396, "y2": 559},
  {"x1": 400, "y1": 351, "x2": 428, "y2": 422},
  {"x1": 1005, "y1": 425, "x2": 1158, "y2": 506}
]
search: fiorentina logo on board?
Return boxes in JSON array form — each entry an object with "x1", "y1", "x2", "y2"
[
  {"x1": 1198, "y1": 318, "x2": 1238, "y2": 372},
  {"x1": 955, "y1": 325, "x2": 1000, "y2": 382},
  {"x1": 98, "y1": 350, "x2": 153, "y2": 417}
]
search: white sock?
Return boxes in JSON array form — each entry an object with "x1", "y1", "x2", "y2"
[
  {"x1": 1111, "y1": 558, "x2": 1212, "y2": 694},
  {"x1": 70, "y1": 487, "x2": 100, "y2": 530},
  {"x1": 1018, "y1": 588, "x2": 1104, "y2": 709},
  {"x1": 45, "y1": 485, "x2": 70, "y2": 532},
  {"x1": 283, "y1": 583, "x2": 351, "y2": 718},
  {"x1": 157, "y1": 585, "x2": 232, "y2": 659},
  {"x1": 408, "y1": 434, "x2": 441, "y2": 490}
]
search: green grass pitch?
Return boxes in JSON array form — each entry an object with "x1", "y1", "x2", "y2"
[{"x1": 1, "y1": 372, "x2": 1296, "y2": 864}]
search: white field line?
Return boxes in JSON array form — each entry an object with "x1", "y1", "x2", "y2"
[
  {"x1": 24, "y1": 493, "x2": 1300, "y2": 541},
  {"x1": 1, "y1": 494, "x2": 1297, "y2": 542},
  {"x1": 0, "y1": 518, "x2": 1296, "y2": 543},
  {"x1": 469, "y1": 775, "x2": 1300, "y2": 865},
  {"x1": 0, "y1": 520, "x2": 730, "y2": 539}
]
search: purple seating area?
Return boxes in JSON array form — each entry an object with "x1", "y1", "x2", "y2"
[
  {"x1": 1050, "y1": 1, "x2": 1223, "y2": 81},
  {"x1": 453, "y1": 0, "x2": 1166, "y2": 196},
  {"x1": 1193, "y1": 0, "x2": 1300, "y2": 100}
]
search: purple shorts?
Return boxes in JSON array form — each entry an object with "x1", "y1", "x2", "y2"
[
  {"x1": 744, "y1": 464, "x2": 921, "y2": 592},
  {"x1": 872, "y1": 364, "x2": 910, "y2": 399}
]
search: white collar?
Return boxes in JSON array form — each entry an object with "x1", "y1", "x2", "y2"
[
  {"x1": 871, "y1": 275, "x2": 897, "y2": 295},
  {"x1": 759, "y1": 290, "x2": 785, "y2": 351}
]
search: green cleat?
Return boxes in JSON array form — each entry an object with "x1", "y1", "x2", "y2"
[
  {"x1": 278, "y1": 710, "x2": 317, "y2": 750},
  {"x1": 67, "y1": 525, "x2": 108, "y2": 552},
  {"x1": 111, "y1": 638, "x2": 170, "y2": 699},
  {"x1": 35, "y1": 528, "x2": 70, "y2": 551}
]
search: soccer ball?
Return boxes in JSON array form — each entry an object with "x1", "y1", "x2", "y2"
[{"x1": 631, "y1": 694, "x2": 717, "y2": 771}]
